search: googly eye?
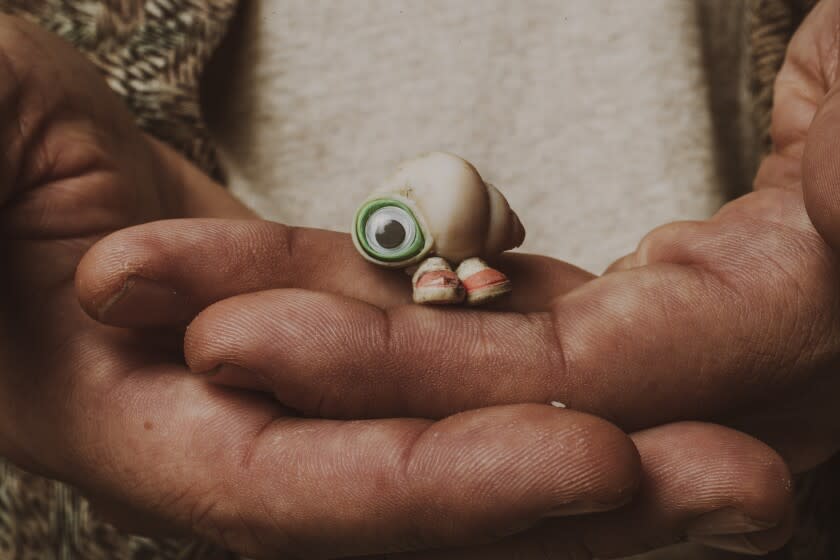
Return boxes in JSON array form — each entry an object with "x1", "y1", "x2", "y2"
[
  {"x1": 354, "y1": 199, "x2": 426, "y2": 263},
  {"x1": 365, "y1": 206, "x2": 415, "y2": 254}
]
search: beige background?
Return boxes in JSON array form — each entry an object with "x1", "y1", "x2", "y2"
[{"x1": 205, "y1": 0, "x2": 753, "y2": 275}]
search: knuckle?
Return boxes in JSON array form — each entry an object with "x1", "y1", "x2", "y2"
[
  {"x1": 262, "y1": 221, "x2": 298, "y2": 271},
  {"x1": 634, "y1": 221, "x2": 707, "y2": 267},
  {"x1": 311, "y1": 381, "x2": 349, "y2": 418},
  {"x1": 568, "y1": 417, "x2": 641, "y2": 504},
  {"x1": 543, "y1": 311, "x2": 570, "y2": 387},
  {"x1": 390, "y1": 423, "x2": 509, "y2": 551},
  {"x1": 188, "y1": 497, "x2": 252, "y2": 555},
  {"x1": 224, "y1": 221, "x2": 305, "y2": 292},
  {"x1": 186, "y1": 491, "x2": 305, "y2": 559},
  {"x1": 392, "y1": 430, "x2": 445, "y2": 549}
]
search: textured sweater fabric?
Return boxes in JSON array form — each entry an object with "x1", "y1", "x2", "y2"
[{"x1": 206, "y1": 1, "x2": 748, "y2": 274}]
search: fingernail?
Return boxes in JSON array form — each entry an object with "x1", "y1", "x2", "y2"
[
  {"x1": 688, "y1": 533, "x2": 768, "y2": 555},
  {"x1": 201, "y1": 365, "x2": 223, "y2": 377},
  {"x1": 686, "y1": 508, "x2": 774, "y2": 537},
  {"x1": 99, "y1": 276, "x2": 189, "y2": 325},
  {"x1": 544, "y1": 498, "x2": 629, "y2": 517},
  {"x1": 197, "y1": 364, "x2": 272, "y2": 392},
  {"x1": 686, "y1": 509, "x2": 775, "y2": 555}
]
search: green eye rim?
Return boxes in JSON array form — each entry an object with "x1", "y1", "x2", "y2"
[{"x1": 355, "y1": 199, "x2": 426, "y2": 263}]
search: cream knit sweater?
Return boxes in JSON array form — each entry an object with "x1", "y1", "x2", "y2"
[{"x1": 206, "y1": 0, "x2": 750, "y2": 275}]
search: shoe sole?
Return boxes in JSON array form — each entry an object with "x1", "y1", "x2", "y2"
[{"x1": 462, "y1": 269, "x2": 512, "y2": 306}]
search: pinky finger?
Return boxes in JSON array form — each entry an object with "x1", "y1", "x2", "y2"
[{"x1": 371, "y1": 422, "x2": 794, "y2": 559}]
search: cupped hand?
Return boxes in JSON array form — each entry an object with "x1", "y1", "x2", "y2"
[
  {"x1": 75, "y1": 2, "x2": 840, "y2": 557},
  {"x1": 0, "y1": 15, "x2": 657, "y2": 560},
  {"x1": 78, "y1": 230, "x2": 799, "y2": 558},
  {"x1": 88, "y1": 0, "x2": 840, "y2": 473}
]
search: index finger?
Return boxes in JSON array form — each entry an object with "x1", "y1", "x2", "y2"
[
  {"x1": 185, "y1": 190, "x2": 840, "y2": 433},
  {"x1": 75, "y1": 218, "x2": 594, "y2": 327}
]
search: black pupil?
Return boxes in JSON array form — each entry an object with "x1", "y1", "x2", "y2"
[{"x1": 375, "y1": 219, "x2": 406, "y2": 249}]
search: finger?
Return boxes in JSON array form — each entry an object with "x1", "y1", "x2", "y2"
[
  {"x1": 184, "y1": 288, "x2": 572, "y2": 415},
  {"x1": 603, "y1": 220, "x2": 705, "y2": 273},
  {"x1": 185, "y1": 190, "x2": 840, "y2": 430},
  {"x1": 803, "y1": 79, "x2": 840, "y2": 252},
  {"x1": 760, "y1": 0, "x2": 840, "y2": 245},
  {"x1": 563, "y1": 422, "x2": 793, "y2": 558},
  {"x1": 372, "y1": 422, "x2": 793, "y2": 559},
  {"x1": 75, "y1": 219, "x2": 594, "y2": 327},
  {"x1": 54, "y1": 369, "x2": 640, "y2": 559}
]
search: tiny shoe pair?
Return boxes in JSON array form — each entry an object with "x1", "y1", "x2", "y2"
[{"x1": 412, "y1": 257, "x2": 512, "y2": 306}]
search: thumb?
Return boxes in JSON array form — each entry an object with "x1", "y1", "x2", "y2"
[
  {"x1": 782, "y1": 0, "x2": 840, "y2": 250},
  {"x1": 802, "y1": 81, "x2": 840, "y2": 252}
]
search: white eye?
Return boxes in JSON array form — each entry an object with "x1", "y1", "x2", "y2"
[{"x1": 364, "y1": 206, "x2": 418, "y2": 257}]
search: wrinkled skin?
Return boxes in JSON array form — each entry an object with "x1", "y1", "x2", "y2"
[
  {"x1": 80, "y1": 1, "x2": 840, "y2": 558},
  {"x1": 144, "y1": 0, "x2": 840, "y2": 479},
  {"x1": 6, "y1": 5, "x2": 838, "y2": 560},
  {"x1": 0, "y1": 15, "x2": 723, "y2": 560}
]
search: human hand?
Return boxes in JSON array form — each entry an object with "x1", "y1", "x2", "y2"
[
  {"x1": 0, "y1": 15, "x2": 669, "y2": 559},
  {"x1": 75, "y1": 3, "x2": 840, "y2": 558},
  {"x1": 81, "y1": 226, "x2": 798, "y2": 558},
  {"x1": 153, "y1": 0, "x2": 840, "y2": 476}
]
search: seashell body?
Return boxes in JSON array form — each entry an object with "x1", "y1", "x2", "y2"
[{"x1": 353, "y1": 152, "x2": 525, "y2": 268}]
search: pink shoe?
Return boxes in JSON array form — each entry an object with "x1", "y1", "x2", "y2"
[
  {"x1": 456, "y1": 258, "x2": 512, "y2": 305},
  {"x1": 412, "y1": 257, "x2": 465, "y2": 304}
]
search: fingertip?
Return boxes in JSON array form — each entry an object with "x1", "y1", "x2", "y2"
[
  {"x1": 530, "y1": 422, "x2": 796, "y2": 559},
  {"x1": 182, "y1": 300, "x2": 230, "y2": 374},
  {"x1": 183, "y1": 288, "x2": 363, "y2": 370},
  {"x1": 556, "y1": 409, "x2": 642, "y2": 513},
  {"x1": 635, "y1": 422, "x2": 793, "y2": 556},
  {"x1": 76, "y1": 226, "x2": 186, "y2": 326},
  {"x1": 419, "y1": 405, "x2": 641, "y2": 526},
  {"x1": 637, "y1": 422, "x2": 793, "y2": 518},
  {"x1": 521, "y1": 404, "x2": 644, "y2": 508},
  {"x1": 75, "y1": 231, "x2": 131, "y2": 321}
]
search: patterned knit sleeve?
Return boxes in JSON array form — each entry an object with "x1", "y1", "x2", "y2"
[
  {"x1": 748, "y1": 0, "x2": 819, "y2": 155},
  {"x1": 0, "y1": 3, "x2": 241, "y2": 559},
  {"x1": 0, "y1": 0, "x2": 238, "y2": 181}
]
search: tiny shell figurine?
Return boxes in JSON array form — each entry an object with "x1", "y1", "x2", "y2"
[{"x1": 352, "y1": 152, "x2": 525, "y2": 305}]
